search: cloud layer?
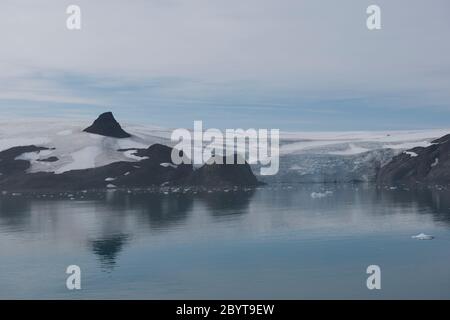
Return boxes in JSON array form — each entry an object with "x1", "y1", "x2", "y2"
[{"x1": 1, "y1": 0, "x2": 450, "y2": 130}]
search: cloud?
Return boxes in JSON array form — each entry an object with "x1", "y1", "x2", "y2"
[{"x1": 0, "y1": 0, "x2": 449, "y2": 129}]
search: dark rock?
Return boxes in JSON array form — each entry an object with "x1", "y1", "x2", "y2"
[
  {"x1": 0, "y1": 144, "x2": 261, "y2": 191},
  {"x1": 134, "y1": 144, "x2": 175, "y2": 164},
  {"x1": 186, "y1": 153, "x2": 262, "y2": 187},
  {"x1": 83, "y1": 112, "x2": 131, "y2": 138},
  {"x1": 377, "y1": 133, "x2": 450, "y2": 186},
  {"x1": 37, "y1": 156, "x2": 59, "y2": 162},
  {"x1": 0, "y1": 146, "x2": 50, "y2": 175}
]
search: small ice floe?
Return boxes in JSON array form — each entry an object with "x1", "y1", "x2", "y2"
[
  {"x1": 105, "y1": 177, "x2": 116, "y2": 182},
  {"x1": 431, "y1": 158, "x2": 439, "y2": 168},
  {"x1": 310, "y1": 191, "x2": 333, "y2": 199},
  {"x1": 106, "y1": 184, "x2": 117, "y2": 189},
  {"x1": 124, "y1": 171, "x2": 130, "y2": 176},
  {"x1": 411, "y1": 233, "x2": 434, "y2": 240},
  {"x1": 404, "y1": 151, "x2": 418, "y2": 157},
  {"x1": 160, "y1": 163, "x2": 178, "y2": 168}
]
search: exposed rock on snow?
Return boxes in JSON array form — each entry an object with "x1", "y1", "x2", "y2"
[
  {"x1": 186, "y1": 154, "x2": 262, "y2": 187},
  {"x1": 377, "y1": 133, "x2": 450, "y2": 186},
  {"x1": 83, "y1": 112, "x2": 131, "y2": 138}
]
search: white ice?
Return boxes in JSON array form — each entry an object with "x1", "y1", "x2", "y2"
[{"x1": 411, "y1": 233, "x2": 434, "y2": 240}]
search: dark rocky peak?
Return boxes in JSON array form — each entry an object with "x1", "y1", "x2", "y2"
[{"x1": 83, "y1": 112, "x2": 131, "y2": 138}]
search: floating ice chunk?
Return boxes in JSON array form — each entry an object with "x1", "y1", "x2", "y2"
[
  {"x1": 124, "y1": 172, "x2": 130, "y2": 176},
  {"x1": 411, "y1": 233, "x2": 434, "y2": 240},
  {"x1": 310, "y1": 191, "x2": 333, "y2": 199},
  {"x1": 106, "y1": 184, "x2": 117, "y2": 189},
  {"x1": 105, "y1": 177, "x2": 116, "y2": 181}
]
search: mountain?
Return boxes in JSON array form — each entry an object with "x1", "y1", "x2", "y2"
[
  {"x1": 83, "y1": 112, "x2": 131, "y2": 138},
  {"x1": 0, "y1": 114, "x2": 448, "y2": 190},
  {"x1": 0, "y1": 113, "x2": 261, "y2": 191},
  {"x1": 377, "y1": 133, "x2": 450, "y2": 186}
]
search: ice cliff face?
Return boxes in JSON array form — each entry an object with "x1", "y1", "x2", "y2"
[{"x1": 258, "y1": 130, "x2": 449, "y2": 183}]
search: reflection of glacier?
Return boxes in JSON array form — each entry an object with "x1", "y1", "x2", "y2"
[{"x1": 0, "y1": 119, "x2": 448, "y2": 183}]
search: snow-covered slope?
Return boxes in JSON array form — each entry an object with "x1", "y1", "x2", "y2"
[
  {"x1": 0, "y1": 118, "x2": 448, "y2": 183},
  {"x1": 0, "y1": 119, "x2": 172, "y2": 174}
]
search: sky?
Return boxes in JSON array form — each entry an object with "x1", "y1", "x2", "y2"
[{"x1": 0, "y1": 0, "x2": 450, "y2": 131}]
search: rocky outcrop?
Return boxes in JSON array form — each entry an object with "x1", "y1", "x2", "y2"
[
  {"x1": 377, "y1": 134, "x2": 450, "y2": 186},
  {"x1": 0, "y1": 146, "x2": 50, "y2": 175},
  {"x1": 186, "y1": 154, "x2": 262, "y2": 187},
  {"x1": 0, "y1": 113, "x2": 262, "y2": 191},
  {"x1": 83, "y1": 112, "x2": 131, "y2": 138},
  {"x1": 0, "y1": 144, "x2": 261, "y2": 191}
]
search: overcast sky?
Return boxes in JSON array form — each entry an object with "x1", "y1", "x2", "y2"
[{"x1": 1, "y1": 0, "x2": 450, "y2": 130}]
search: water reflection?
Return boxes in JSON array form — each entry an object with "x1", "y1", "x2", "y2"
[
  {"x1": 90, "y1": 234, "x2": 129, "y2": 272},
  {"x1": 375, "y1": 187, "x2": 450, "y2": 225},
  {"x1": 201, "y1": 190, "x2": 255, "y2": 218},
  {"x1": 2, "y1": 185, "x2": 450, "y2": 271}
]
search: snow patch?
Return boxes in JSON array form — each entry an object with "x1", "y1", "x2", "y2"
[
  {"x1": 15, "y1": 150, "x2": 53, "y2": 161},
  {"x1": 431, "y1": 158, "x2": 439, "y2": 167},
  {"x1": 160, "y1": 163, "x2": 177, "y2": 168},
  {"x1": 55, "y1": 146, "x2": 102, "y2": 174},
  {"x1": 404, "y1": 151, "x2": 418, "y2": 157},
  {"x1": 123, "y1": 150, "x2": 149, "y2": 161}
]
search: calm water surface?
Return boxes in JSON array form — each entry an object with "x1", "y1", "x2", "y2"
[{"x1": 1, "y1": 184, "x2": 450, "y2": 299}]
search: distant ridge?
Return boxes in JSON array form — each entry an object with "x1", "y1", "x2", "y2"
[{"x1": 83, "y1": 112, "x2": 131, "y2": 138}]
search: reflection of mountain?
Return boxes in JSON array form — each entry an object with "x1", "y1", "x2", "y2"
[
  {"x1": 101, "y1": 192, "x2": 194, "y2": 230},
  {"x1": 201, "y1": 190, "x2": 255, "y2": 218},
  {"x1": 0, "y1": 196, "x2": 32, "y2": 230},
  {"x1": 138, "y1": 194, "x2": 194, "y2": 230},
  {"x1": 90, "y1": 234, "x2": 129, "y2": 271},
  {"x1": 376, "y1": 188, "x2": 450, "y2": 226}
]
